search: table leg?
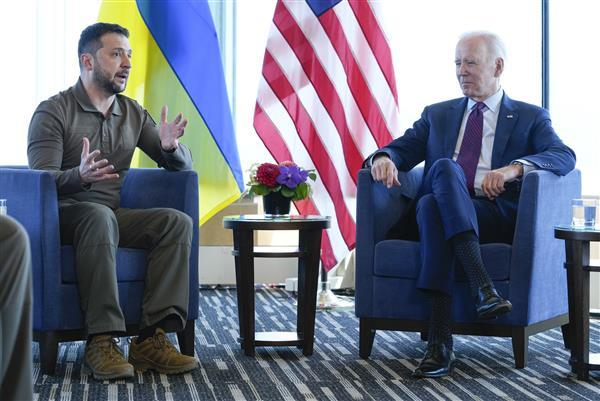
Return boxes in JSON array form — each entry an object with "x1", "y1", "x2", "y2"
[
  {"x1": 233, "y1": 229, "x2": 255, "y2": 356},
  {"x1": 566, "y1": 239, "x2": 590, "y2": 380},
  {"x1": 298, "y1": 228, "x2": 323, "y2": 356}
]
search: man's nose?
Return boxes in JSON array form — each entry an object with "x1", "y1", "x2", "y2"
[
  {"x1": 122, "y1": 54, "x2": 132, "y2": 69},
  {"x1": 457, "y1": 63, "x2": 468, "y2": 75}
]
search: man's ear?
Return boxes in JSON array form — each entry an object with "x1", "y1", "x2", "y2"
[
  {"x1": 494, "y1": 57, "x2": 504, "y2": 77},
  {"x1": 80, "y1": 53, "x2": 94, "y2": 71}
]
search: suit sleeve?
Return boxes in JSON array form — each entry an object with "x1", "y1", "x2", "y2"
[
  {"x1": 519, "y1": 108, "x2": 576, "y2": 176},
  {"x1": 364, "y1": 106, "x2": 430, "y2": 171}
]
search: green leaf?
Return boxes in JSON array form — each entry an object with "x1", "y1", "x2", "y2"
[
  {"x1": 294, "y1": 182, "x2": 309, "y2": 200},
  {"x1": 308, "y1": 172, "x2": 317, "y2": 181},
  {"x1": 280, "y1": 187, "x2": 295, "y2": 198},
  {"x1": 252, "y1": 184, "x2": 272, "y2": 196}
]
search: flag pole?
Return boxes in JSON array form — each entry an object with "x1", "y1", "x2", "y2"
[{"x1": 317, "y1": 262, "x2": 352, "y2": 310}]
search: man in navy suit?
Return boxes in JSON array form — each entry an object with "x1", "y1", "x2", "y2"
[{"x1": 368, "y1": 31, "x2": 575, "y2": 378}]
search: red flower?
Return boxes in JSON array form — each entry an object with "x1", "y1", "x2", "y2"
[{"x1": 255, "y1": 163, "x2": 279, "y2": 187}]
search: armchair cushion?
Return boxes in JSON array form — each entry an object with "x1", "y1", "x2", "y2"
[{"x1": 374, "y1": 240, "x2": 511, "y2": 281}]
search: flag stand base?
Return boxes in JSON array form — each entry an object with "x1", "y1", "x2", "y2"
[{"x1": 317, "y1": 281, "x2": 354, "y2": 310}]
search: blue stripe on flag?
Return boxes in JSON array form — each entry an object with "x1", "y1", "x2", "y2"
[
  {"x1": 305, "y1": 0, "x2": 342, "y2": 16},
  {"x1": 136, "y1": 0, "x2": 243, "y2": 191}
]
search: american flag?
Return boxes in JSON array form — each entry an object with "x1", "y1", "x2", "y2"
[{"x1": 253, "y1": 0, "x2": 399, "y2": 270}]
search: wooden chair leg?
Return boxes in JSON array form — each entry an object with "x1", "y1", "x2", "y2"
[
  {"x1": 511, "y1": 327, "x2": 528, "y2": 369},
  {"x1": 359, "y1": 318, "x2": 376, "y2": 359},
  {"x1": 39, "y1": 331, "x2": 59, "y2": 375},
  {"x1": 177, "y1": 320, "x2": 196, "y2": 356},
  {"x1": 420, "y1": 331, "x2": 428, "y2": 341},
  {"x1": 561, "y1": 324, "x2": 571, "y2": 349}
]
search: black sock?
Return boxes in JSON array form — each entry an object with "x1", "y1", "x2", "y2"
[
  {"x1": 428, "y1": 292, "x2": 453, "y2": 349},
  {"x1": 451, "y1": 230, "x2": 492, "y2": 294},
  {"x1": 137, "y1": 326, "x2": 157, "y2": 343},
  {"x1": 137, "y1": 315, "x2": 181, "y2": 343}
]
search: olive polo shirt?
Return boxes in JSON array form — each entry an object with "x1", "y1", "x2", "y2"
[{"x1": 27, "y1": 79, "x2": 193, "y2": 209}]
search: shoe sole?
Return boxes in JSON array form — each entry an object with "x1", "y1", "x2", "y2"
[
  {"x1": 478, "y1": 303, "x2": 512, "y2": 320},
  {"x1": 413, "y1": 359, "x2": 456, "y2": 378},
  {"x1": 129, "y1": 356, "x2": 199, "y2": 375},
  {"x1": 84, "y1": 361, "x2": 134, "y2": 380}
]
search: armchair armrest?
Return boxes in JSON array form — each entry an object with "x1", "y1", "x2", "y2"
[
  {"x1": 0, "y1": 167, "x2": 62, "y2": 328},
  {"x1": 509, "y1": 169, "x2": 581, "y2": 323},
  {"x1": 355, "y1": 167, "x2": 423, "y2": 315}
]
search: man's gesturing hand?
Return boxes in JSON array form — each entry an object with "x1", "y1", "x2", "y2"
[
  {"x1": 371, "y1": 155, "x2": 401, "y2": 189},
  {"x1": 159, "y1": 105, "x2": 188, "y2": 151},
  {"x1": 481, "y1": 164, "x2": 523, "y2": 200},
  {"x1": 78, "y1": 137, "x2": 119, "y2": 184}
]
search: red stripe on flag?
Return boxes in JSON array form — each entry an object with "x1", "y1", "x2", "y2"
[
  {"x1": 274, "y1": 2, "x2": 363, "y2": 181},
  {"x1": 348, "y1": 0, "x2": 398, "y2": 103},
  {"x1": 261, "y1": 51, "x2": 356, "y2": 249},
  {"x1": 317, "y1": 7, "x2": 393, "y2": 148},
  {"x1": 253, "y1": 103, "x2": 340, "y2": 269}
]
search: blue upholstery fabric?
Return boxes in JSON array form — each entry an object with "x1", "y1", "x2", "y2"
[
  {"x1": 0, "y1": 167, "x2": 199, "y2": 332},
  {"x1": 356, "y1": 167, "x2": 581, "y2": 327}
]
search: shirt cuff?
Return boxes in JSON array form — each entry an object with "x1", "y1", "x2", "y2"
[{"x1": 513, "y1": 159, "x2": 535, "y2": 176}]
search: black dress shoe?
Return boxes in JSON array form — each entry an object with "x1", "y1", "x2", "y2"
[
  {"x1": 412, "y1": 343, "x2": 456, "y2": 378},
  {"x1": 476, "y1": 285, "x2": 512, "y2": 320}
]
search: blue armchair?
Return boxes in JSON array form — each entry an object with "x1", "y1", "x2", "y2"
[
  {"x1": 356, "y1": 167, "x2": 581, "y2": 368},
  {"x1": 0, "y1": 167, "x2": 199, "y2": 374}
]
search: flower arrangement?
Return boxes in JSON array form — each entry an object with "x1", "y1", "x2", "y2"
[{"x1": 247, "y1": 161, "x2": 316, "y2": 201}]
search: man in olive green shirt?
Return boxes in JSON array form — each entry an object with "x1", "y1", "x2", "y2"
[{"x1": 28, "y1": 22, "x2": 198, "y2": 380}]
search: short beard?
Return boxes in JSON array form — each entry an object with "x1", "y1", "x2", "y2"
[{"x1": 92, "y1": 65, "x2": 124, "y2": 95}]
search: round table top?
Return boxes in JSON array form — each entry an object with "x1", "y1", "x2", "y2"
[
  {"x1": 223, "y1": 214, "x2": 331, "y2": 230},
  {"x1": 554, "y1": 225, "x2": 600, "y2": 241}
]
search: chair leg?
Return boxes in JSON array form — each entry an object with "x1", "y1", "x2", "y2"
[
  {"x1": 359, "y1": 318, "x2": 376, "y2": 359},
  {"x1": 39, "y1": 331, "x2": 59, "y2": 375},
  {"x1": 511, "y1": 327, "x2": 528, "y2": 369},
  {"x1": 177, "y1": 320, "x2": 196, "y2": 356},
  {"x1": 561, "y1": 324, "x2": 571, "y2": 349},
  {"x1": 420, "y1": 331, "x2": 428, "y2": 341}
]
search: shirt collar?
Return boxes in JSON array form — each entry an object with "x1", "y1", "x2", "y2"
[
  {"x1": 467, "y1": 88, "x2": 504, "y2": 113},
  {"x1": 73, "y1": 78, "x2": 122, "y2": 116}
]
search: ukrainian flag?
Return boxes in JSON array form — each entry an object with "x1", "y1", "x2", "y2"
[{"x1": 99, "y1": 0, "x2": 243, "y2": 225}]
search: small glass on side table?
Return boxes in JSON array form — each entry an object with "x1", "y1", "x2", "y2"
[
  {"x1": 555, "y1": 225, "x2": 600, "y2": 380},
  {"x1": 223, "y1": 214, "x2": 331, "y2": 356}
]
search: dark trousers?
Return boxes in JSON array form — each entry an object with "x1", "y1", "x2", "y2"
[
  {"x1": 59, "y1": 202, "x2": 193, "y2": 335},
  {"x1": 413, "y1": 159, "x2": 515, "y2": 295},
  {"x1": 0, "y1": 216, "x2": 33, "y2": 401}
]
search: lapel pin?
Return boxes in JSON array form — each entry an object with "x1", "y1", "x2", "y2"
[{"x1": 506, "y1": 114, "x2": 514, "y2": 118}]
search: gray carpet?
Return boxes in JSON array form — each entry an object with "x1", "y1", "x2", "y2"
[{"x1": 33, "y1": 288, "x2": 600, "y2": 400}]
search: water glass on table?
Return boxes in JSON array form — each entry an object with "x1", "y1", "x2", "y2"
[{"x1": 571, "y1": 198, "x2": 597, "y2": 228}]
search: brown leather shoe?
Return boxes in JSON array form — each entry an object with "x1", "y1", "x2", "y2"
[
  {"x1": 84, "y1": 335, "x2": 134, "y2": 380},
  {"x1": 129, "y1": 328, "x2": 198, "y2": 374}
]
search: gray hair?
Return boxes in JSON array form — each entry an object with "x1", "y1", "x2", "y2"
[{"x1": 459, "y1": 31, "x2": 507, "y2": 61}]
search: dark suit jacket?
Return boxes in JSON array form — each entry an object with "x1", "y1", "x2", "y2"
[{"x1": 370, "y1": 93, "x2": 576, "y2": 223}]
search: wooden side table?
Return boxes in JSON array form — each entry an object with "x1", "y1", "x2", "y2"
[
  {"x1": 555, "y1": 226, "x2": 600, "y2": 380},
  {"x1": 223, "y1": 215, "x2": 330, "y2": 356}
]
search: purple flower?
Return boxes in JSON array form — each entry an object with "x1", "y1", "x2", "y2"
[{"x1": 276, "y1": 165, "x2": 308, "y2": 189}]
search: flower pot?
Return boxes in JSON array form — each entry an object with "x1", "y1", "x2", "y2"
[{"x1": 263, "y1": 191, "x2": 291, "y2": 216}]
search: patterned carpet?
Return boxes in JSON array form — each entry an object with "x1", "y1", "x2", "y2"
[{"x1": 33, "y1": 288, "x2": 600, "y2": 401}]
